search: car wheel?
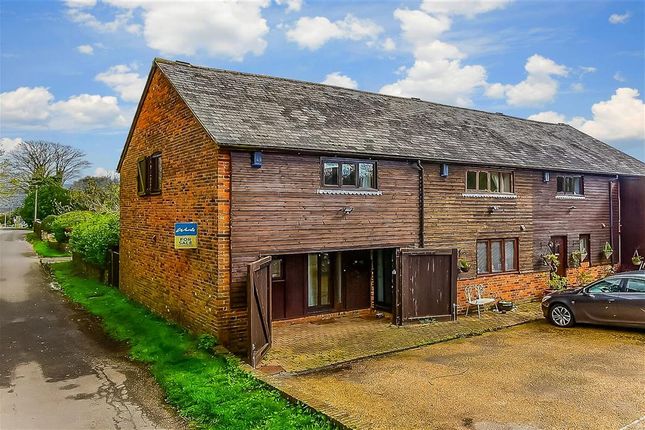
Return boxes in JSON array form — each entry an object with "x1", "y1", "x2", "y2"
[{"x1": 549, "y1": 304, "x2": 575, "y2": 328}]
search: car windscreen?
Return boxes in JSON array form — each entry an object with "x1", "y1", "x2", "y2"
[{"x1": 586, "y1": 279, "x2": 622, "y2": 293}]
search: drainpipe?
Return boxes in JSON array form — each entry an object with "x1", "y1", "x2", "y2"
[
  {"x1": 415, "y1": 160, "x2": 425, "y2": 248},
  {"x1": 609, "y1": 175, "x2": 619, "y2": 266}
]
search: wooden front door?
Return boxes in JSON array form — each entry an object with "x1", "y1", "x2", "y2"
[
  {"x1": 550, "y1": 236, "x2": 567, "y2": 277},
  {"x1": 247, "y1": 256, "x2": 272, "y2": 368},
  {"x1": 342, "y1": 250, "x2": 371, "y2": 310},
  {"x1": 396, "y1": 249, "x2": 457, "y2": 325}
]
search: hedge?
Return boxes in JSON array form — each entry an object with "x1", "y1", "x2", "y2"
[
  {"x1": 50, "y1": 211, "x2": 93, "y2": 243},
  {"x1": 41, "y1": 215, "x2": 58, "y2": 233},
  {"x1": 70, "y1": 212, "x2": 119, "y2": 267}
]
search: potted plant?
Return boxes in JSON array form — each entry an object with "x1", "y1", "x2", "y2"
[
  {"x1": 547, "y1": 273, "x2": 568, "y2": 291},
  {"x1": 575, "y1": 268, "x2": 594, "y2": 287},
  {"x1": 458, "y1": 257, "x2": 470, "y2": 273},
  {"x1": 632, "y1": 250, "x2": 644, "y2": 269},
  {"x1": 569, "y1": 250, "x2": 582, "y2": 269},
  {"x1": 602, "y1": 242, "x2": 613, "y2": 260}
]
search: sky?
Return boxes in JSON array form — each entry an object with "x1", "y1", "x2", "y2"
[{"x1": 1, "y1": 0, "x2": 644, "y2": 179}]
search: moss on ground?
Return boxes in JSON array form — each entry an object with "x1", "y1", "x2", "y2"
[{"x1": 49, "y1": 262, "x2": 335, "y2": 430}]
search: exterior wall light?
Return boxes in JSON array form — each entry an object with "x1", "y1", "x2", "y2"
[
  {"x1": 251, "y1": 151, "x2": 262, "y2": 168},
  {"x1": 341, "y1": 207, "x2": 354, "y2": 215},
  {"x1": 543, "y1": 171, "x2": 550, "y2": 182}
]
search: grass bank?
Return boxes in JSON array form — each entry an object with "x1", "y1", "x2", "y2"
[
  {"x1": 49, "y1": 262, "x2": 335, "y2": 430},
  {"x1": 26, "y1": 232, "x2": 70, "y2": 258}
]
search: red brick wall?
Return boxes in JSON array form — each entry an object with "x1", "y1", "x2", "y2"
[
  {"x1": 119, "y1": 67, "x2": 231, "y2": 342},
  {"x1": 456, "y1": 263, "x2": 613, "y2": 311}
]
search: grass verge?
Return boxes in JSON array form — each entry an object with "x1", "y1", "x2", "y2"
[
  {"x1": 26, "y1": 232, "x2": 70, "y2": 258},
  {"x1": 49, "y1": 262, "x2": 336, "y2": 430}
]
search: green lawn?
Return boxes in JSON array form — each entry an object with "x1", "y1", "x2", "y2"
[
  {"x1": 26, "y1": 232, "x2": 70, "y2": 258},
  {"x1": 49, "y1": 262, "x2": 335, "y2": 430}
]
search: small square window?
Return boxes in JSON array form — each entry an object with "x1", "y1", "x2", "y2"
[
  {"x1": 271, "y1": 258, "x2": 284, "y2": 280},
  {"x1": 466, "y1": 171, "x2": 477, "y2": 190},
  {"x1": 358, "y1": 163, "x2": 375, "y2": 189},
  {"x1": 490, "y1": 172, "x2": 499, "y2": 192},
  {"x1": 478, "y1": 172, "x2": 489, "y2": 191},
  {"x1": 341, "y1": 163, "x2": 357, "y2": 186},
  {"x1": 323, "y1": 162, "x2": 339, "y2": 186}
]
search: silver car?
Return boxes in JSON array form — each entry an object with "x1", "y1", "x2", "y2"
[{"x1": 541, "y1": 271, "x2": 645, "y2": 328}]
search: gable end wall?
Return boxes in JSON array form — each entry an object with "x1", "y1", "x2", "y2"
[{"x1": 119, "y1": 67, "x2": 232, "y2": 343}]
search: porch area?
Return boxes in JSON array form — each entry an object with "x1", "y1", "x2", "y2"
[{"x1": 260, "y1": 302, "x2": 542, "y2": 374}]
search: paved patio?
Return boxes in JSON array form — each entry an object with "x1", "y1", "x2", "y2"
[{"x1": 260, "y1": 302, "x2": 542, "y2": 373}]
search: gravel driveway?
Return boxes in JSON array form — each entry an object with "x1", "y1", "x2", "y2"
[{"x1": 264, "y1": 320, "x2": 645, "y2": 430}]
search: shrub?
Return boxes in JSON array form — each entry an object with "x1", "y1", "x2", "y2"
[
  {"x1": 41, "y1": 214, "x2": 58, "y2": 233},
  {"x1": 70, "y1": 212, "x2": 119, "y2": 267},
  {"x1": 51, "y1": 211, "x2": 93, "y2": 243},
  {"x1": 197, "y1": 334, "x2": 218, "y2": 352},
  {"x1": 19, "y1": 179, "x2": 71, "y2": 227}
]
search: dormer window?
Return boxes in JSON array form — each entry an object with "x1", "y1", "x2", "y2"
[{"x1": 556, "y1": 175, "x2": 583, "y2": 195}]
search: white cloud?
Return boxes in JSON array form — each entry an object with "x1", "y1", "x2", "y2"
[
  {"x1": 382, "y1": 37, "x2": 396, "y2": 52},
  {"x1": 275, "y1": 0, "x2": 302, "y2": 12},
  {"x1": 528, "y1": 88, "x2": 645, "y2": 142},
  {"x1": 393, "y1": 9, "x2": 451, "y2": 46},
  {"x1": 527, "y1": 111, "x2": 566, "y2": 124},
  {"x1": 0, "y1": 86, "x2": 128, "y2": 131},
  {"x1": 321, "y1": 72, "x2": 358, "y2": 89},
  {"x1": 613, "y1": 72, "x2": 627, "y2": 82},
  {"x1": 66, "y1": 0, "x2": 270, "y2": 61},
  {"x1": 77, "y1": 44, "x2": 94, "y2": 55},
  {"x1": 379, "y1": 3, "x2": 510, "y2": 106},
  {"x1": 0, "y1": 137, "x2": 23, "y2": 153},
  {"x1": 0, "y1": 87, "x2": 53, "y2": 125},
  {"x1": 286, "y1": 14, "x2": 382, "y2": 50},
  {"x1": 94, "y1": 167, "x2": 119, "y2": 179},
  {"x1": 570, "y1": 82, "x2": 584, "y2": 93},
  {"x1": 609, "y1": 12, "x2": 630, "y2": 24},
  {"x1": 96, "y1": 64, "x2": 146, "y2": 102},
  {"x1": 420, "y1": 0, "x2": 512, "y2": 18},
  {"x1": 486, "y1": 54, "x2": 568, "y2": 106}
]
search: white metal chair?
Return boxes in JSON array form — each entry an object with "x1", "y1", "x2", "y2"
[{"x1": 464, "y1": 285, "x2": 496, "y2": 318}]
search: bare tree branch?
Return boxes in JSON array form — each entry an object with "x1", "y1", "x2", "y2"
[{"x1": 9, "y1": 140, "x2": 91, "y2": 189}]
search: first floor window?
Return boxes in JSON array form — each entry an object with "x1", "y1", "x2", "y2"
[
  {"x1": 322, "y1": 158, "x2": 377, "y2": 190},
  {"x1": 477, "y1": 238, "x2": 518, "y2": 274},
  {"x1": 137, "y1": 152, "x2": 162, "y2": 196},
  {"x1": 466, "y1": 170, "x2": 514, "y2": 193},
  {"x1": 556, "y1": 175, "x2": 583, "y2": 195}
]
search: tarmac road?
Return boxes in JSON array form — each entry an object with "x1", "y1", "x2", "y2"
[{"x1": 0, "y1": 229, "x2": 186, "y2": 430}]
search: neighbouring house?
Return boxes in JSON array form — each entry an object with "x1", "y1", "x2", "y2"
[{"x1": 116, "y1": 58, "x2": 645, "y2": 364}]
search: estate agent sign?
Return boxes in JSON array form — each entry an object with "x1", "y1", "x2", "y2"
[{"x1": 174, "y1": 222, "x2": 198, "y2": 249}]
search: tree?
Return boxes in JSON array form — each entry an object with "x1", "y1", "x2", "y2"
[
  {"x1": 69, "y1": 175, "x2": 120, "y2": 212},
  {"x1": 9, "y1": 140, "x2": 90, "y2": 189},
  {"x1": 19, "y1": 178, "x2": 71, "y2": 226}
]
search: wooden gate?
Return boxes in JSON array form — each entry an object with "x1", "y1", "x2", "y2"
[
  {"x1": 247, "y1": 256, "x2": 272, "y2": 368},
  {"x1": 395, "y1": 248, "x2": 457, "y2": 325}
]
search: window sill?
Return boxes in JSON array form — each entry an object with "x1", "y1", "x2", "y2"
[
  {"x1": 555, "y1": 194, "x2": 585, "y2": 200},
  {"x1": 317, "y1": 189, "x2": 382, "y2": 196},
  {"x1": 462, "y1": 192, "x2": 517, "y2": 199}
]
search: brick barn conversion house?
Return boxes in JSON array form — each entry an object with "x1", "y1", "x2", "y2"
[{"x1": 117, "y1": 58, "x2": 645, "y2": 365}]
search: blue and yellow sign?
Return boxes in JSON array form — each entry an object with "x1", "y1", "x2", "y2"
[{"x1": 174, "y1": 222, "x2": 198, "y2": 249}]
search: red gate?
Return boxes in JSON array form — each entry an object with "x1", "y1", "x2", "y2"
[
  {"x1": 395, "y1": 248, "x2": 457, "y2": 325},
  {"x1": 247, "y1": 256, "x2": 272, "y2": 368}
]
